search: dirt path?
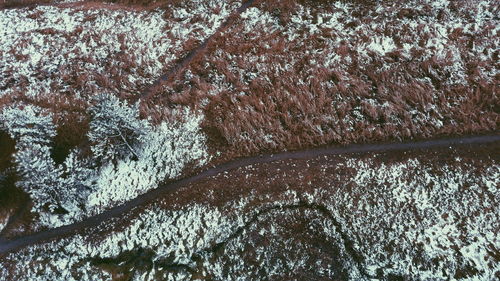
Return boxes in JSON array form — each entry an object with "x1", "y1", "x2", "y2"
[
  {"x1": 0, "y1": 0, "x2": 257, "y2": 239},
  {"x1": 0, "y1": 134, "x2": 498, "y2": 257},
  {"x1": 138, "y1": 0, "x2": 257, "y2": 102}
]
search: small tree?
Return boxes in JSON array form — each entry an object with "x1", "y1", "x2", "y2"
[
  {"x1": 87, "y1": 93, "x2": 150, "y2": 163},
  {"x1": 1, "y1": 104, "x2": 92, "y2": 226},
  {"x1": 0, "y1": 104, "x2": 60, "y2": 214},
  {"x1": 87, "y1": 108, "x2": 208, "y2": 212},
  {"x1": 0, "y1": 104, "x2": 56, "y2": 146}
]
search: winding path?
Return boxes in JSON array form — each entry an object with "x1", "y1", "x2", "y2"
[
  {"x1": 0, "y1": 134, "x2": 499, "y2": 257},
  {"x1": 0, "y1": 0, "x2": 258, "y2": 240},
  {"x1": 2, "y1": 1, "x2": 497, "y2": 275}
]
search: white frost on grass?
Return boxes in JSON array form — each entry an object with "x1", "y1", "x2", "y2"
[
  {"x1": 239, "y1": 7, "x2": 279, "y2": 35},
  {"x1": 0, "y1": 204, "x2": 235, "y2": 281},
  {"x1": 0, "y1": 153, "x2": 498, "y2": 280},
  {"x1": 1, "y1": 6, "x2": 168, "y2": 98},
  {"x1": 320, "y1": 156, "x2": 500, "y2": 280},
  {"x1": 363, "y1": 35, "x2": 397, "y2": 55},
  {"x1": 0, "y1": 1, "x2": 239, "y2": 99},
  {"x1": 193, "y1": 0, "x2": 498, "y2": 149},
  {"x1": 206, "y1": 206, "x2": 363, "y2": 280},
  {"x1": 90, "y1": 205, "x2": 233, "y2": 261}
]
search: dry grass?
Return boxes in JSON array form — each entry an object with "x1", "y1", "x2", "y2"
[
  {"x1": 77, "y1": 142, "x2": 499, "y2": 280},
  {"x1": 144, "y1": 0, "x2": 499, "y2": 161},
  {"x1": 0, "y1": 0, "x2": 498, "y2": 236},
  {"x1": 0, "y1": 0, "x2": 52, "y2": 9}
]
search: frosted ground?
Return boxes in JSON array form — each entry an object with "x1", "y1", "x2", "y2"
[
  {"x1": 0, "y1": 0, "x2": 241, "y2": 99},
  {"x1": 0, "y1": 0, "x2": 499, "y2": 280},
  {"x1": 0, "y1": 0, "x2": 243, "y2": 230},
  {"x1": 0, "y1": 148, "x2": 498, "y2": 280}
]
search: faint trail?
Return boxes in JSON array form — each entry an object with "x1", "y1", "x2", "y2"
[
  {"x1": 194, "y1": 201, "x2": 374, "y2": 279},
  {"x1": 0, "y1": 134, "x2": 499, "y2": 257},
  {"x1": 2, "y1": 0, "x2": 256, "y2": 100},
  {"x1": 0, "y1": 0, "x2": 256, "y2": 238},
  {"x1": 137, "y1": 0, "x2": 257, "y2": 102},
  {"x1": 88, "y1": 202, "x2": 372, "y2": 279}
]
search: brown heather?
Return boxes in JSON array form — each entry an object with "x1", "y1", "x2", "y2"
[
  {"x1": 141, "y1": 0, "x2": 499, "y2": 162},
  {"x1": 0, "y1": 0, "x2": 498, "y2": 179}
]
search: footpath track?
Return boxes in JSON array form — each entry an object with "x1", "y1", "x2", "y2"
[
  {"x1": 0, "y1": 134, "x2": 499, "y2": 257},
  {"x1": 138, "y1": 0, "x2": 258, "y2": 101}
]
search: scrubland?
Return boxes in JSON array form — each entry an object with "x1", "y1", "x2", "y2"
[
  {"x1": 1, "y1": 143, "x2": 498, "y2": 280},
  {"x1": 0, "y1": 0, "x2": 498, "y2": 279}
]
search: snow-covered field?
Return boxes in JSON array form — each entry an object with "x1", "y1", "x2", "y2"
[
  {"x1": 1, "y1": 145, "x2": 498, "y2": 280},
  {"x1": 0, "y1": 0, "x2": 243, "y2": 229},
  {"x1": 1, "y1": 0, "x2": 498, "y2": 230}
]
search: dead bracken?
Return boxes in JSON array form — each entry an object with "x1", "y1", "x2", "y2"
[{"x1": 0, "y1": 0, "x2": 499, "y2": 280}]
